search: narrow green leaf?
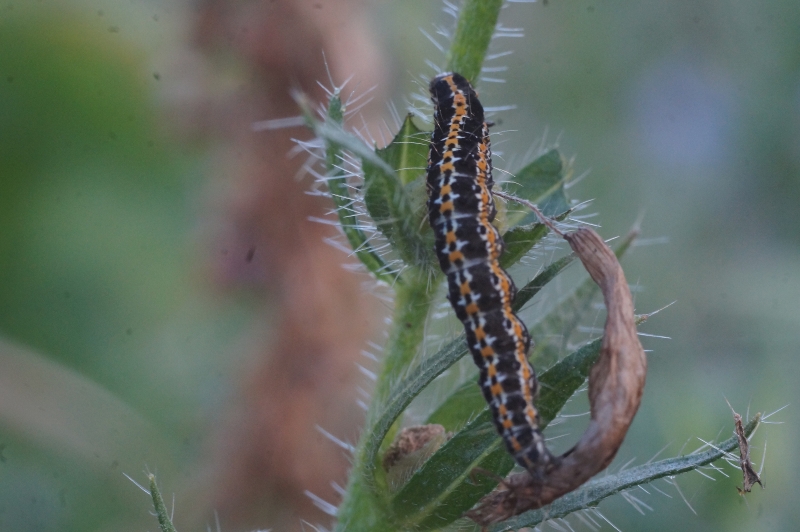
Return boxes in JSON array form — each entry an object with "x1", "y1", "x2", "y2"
[
  {"x1": 148, "y1": 474, "x2": 178, "y2": 532},
  {"x1": 366, "y1": 335, "x2": 468, "y2": 474},
  {"x1": 316, "y1": 120, "x2": 396, "y2": 176},
  {"x1": 301, "y1": 95, "x2": 431, "y2": 271},
  {"x1": 369, "y1": 273, "x2": 438, "y2": 484},
  {"x1": 391, "y1": 413, "x2": 514, "y2": 530},
  {"x1": 499, "y1": 209, "x2": 572, "y2": 270},
  {"x1": 322, "y1": 94, "x2": 393, "y2": 283},
  {"x1": 426, "y1": 379, "x2": 486, "y2": 432},
  {"x1": 294, "y1": 90, "x2": 396, "y2": 177},
  {"x1": 514, "y1": 254, "x2": 577, "y2": 311},
  {"x1": 391, "y1": 339, "x2": 605, "y2": 529},
  {"x1": 499, "y1": 223, "x2": 549, "y2": 270},
  {"x1": 503, "y1": 149, "x2": 569, "y2": 227},
  {"x1": 489, "y1": 416, "x2": 761, "y2": 531},
  {"x1": 534, "y1": 338, "x2": 602, "y2": 421}
]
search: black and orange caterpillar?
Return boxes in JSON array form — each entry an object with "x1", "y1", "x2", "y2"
[{"x1": 426, "y1": 73, "x2": 553, "y2": 475}]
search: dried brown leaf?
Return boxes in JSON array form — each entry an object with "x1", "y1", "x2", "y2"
[
  {"x1": 467, "y1": 228, "x2": 647, "y2": 526},
  {"x1": 383, "y1": 424, "x2": 448, "y2": 471},
  {"x1": 731, "y1": 408, "x2": 763, "y2": 494}
]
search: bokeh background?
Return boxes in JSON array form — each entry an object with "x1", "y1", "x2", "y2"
[{"x1": 1, "y1": 0, "x2": 799, "y2": 530}]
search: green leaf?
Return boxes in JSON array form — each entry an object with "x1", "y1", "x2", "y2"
[
  {"x1": 375, "y1": 114, "x2": 429, "y2": 186},
  {"x1": 322, "y1": 94, "x2": 392, "y2": 283},
  {"x1": 302, "y1": 96, "x2": 433, "y2": 272},
  {"x1": 362, "y1": 115, "x2": 433, "y2": 268},
  {"x1": 365, "y1": 335, "x2": 468, "y2": 477},
  {"x1": 363, "y1": 274, "x2": 438, "y2": 491},
  {"x1": 499, "y1": 209, "x2": 572, "y2": 270},
  {"x1": 391, "y1": 339, "x2": 605, "y2": 529},
  {"x1": 503, "y1": 149, "x2": 570, "y2": 226},
  {"x1": 488, "y1": 416, "x2": 761, "y2": 531},
  {"x1": 499, "y1": 223, "x2": 549, "y2": 270},
  {"x1": 514, "y1": 254, "x2": 577, "y2": 311},
  {"x1": 426, "y1": 380, "x2": 486, "y2": 432},
  {"x1": 295, "y1": 92, "x2": 395, "y2": 177},
  {"x1": 391, "y1": 411, "x2": 514, "y2": 529}
]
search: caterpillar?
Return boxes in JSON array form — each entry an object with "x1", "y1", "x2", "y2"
[{"x1": 426, "y1": 73, "x2": 554, "y2": 476}]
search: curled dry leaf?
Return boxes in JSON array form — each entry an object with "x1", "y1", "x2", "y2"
[
  {"x1": 730, "y1": 408, "x2": 763, "y2": 494},
  {"x1": 467, "y1": 228, "x2": 647, "y2": 526}
]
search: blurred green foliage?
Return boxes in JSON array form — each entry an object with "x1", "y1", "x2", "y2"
[
  {"x1": 0, "y1": 3, "x2": 253, "y2": 531},
  {"x1": 0, "y1": 10, "x2": 184, "y2": 384}
]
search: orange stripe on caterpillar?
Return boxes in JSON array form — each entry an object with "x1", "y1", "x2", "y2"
[{"x1": 426, "y1": 72, "x2": 555, "y2": 475}]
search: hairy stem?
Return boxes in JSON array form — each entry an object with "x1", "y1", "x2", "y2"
[
  {"x1": 335, "y1": 2, "x2": 511, "y2": 528},
  {"x1": 148, "y1": 475, "x2": 177, "y2": 532},
  {"x1": 335, "y1": 270, "x2": 434, "y2": 531},
  {"x1": 446, "y1": 0, "x2": 504, "y2": 82}
]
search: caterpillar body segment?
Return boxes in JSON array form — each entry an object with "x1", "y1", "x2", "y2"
[{"x1": 426, "y1": 73, "x2": 554, "y2": 474}]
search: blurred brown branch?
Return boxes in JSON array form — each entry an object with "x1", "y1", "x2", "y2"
[{"x1": 183, "y1": 1, "x2": 389, "y2": 529}]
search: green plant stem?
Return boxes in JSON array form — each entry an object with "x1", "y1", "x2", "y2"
[
  {"x1": 148, "y1": 474, "x2": 178, "y2": 532},
  {"x1": 446, "y1": 0, "x2": 504, "y2": 81},
  {"x1": 334, "y1": 269, "x2": 435, "y2": 531},
  {"x1": 372, "y1": 272, "x2": 434, "y2": 402}
]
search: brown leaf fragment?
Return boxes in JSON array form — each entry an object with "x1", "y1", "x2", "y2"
[
  {"x1": 467, "y1": 228, "x2": 647, "y2": 526},
  {"x1": 382, "y1": 424, "x2": 447, "y2": 471},
  {"x1": 730, "y1": 407, "x2": 763, "y2": 494}
]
